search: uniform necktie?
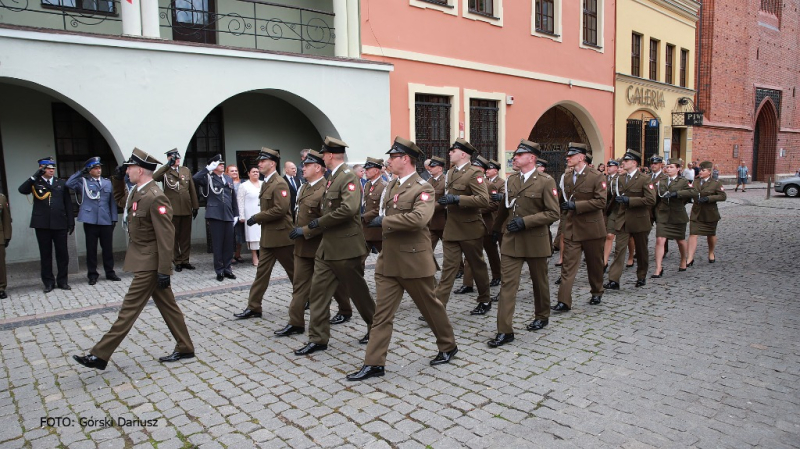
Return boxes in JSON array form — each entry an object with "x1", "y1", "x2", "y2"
[
  {"x1": 667, "y1": 178, "x2": 672, "y2": 187},
  {"x1": 572, "y1": 172, "x2": 577, "y2": 185}
]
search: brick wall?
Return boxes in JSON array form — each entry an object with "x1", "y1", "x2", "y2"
[{"x1": 693, "y1": 0, "x2": 800, "y2": 178}]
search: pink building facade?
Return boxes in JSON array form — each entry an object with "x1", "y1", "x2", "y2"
[{"x1": 360, "y1": 0, "x2": 616, "y2": 178}]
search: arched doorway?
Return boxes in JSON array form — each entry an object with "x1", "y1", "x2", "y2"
[
  {"x1": 625, "y1": 109, "x2": 661, "y2": 163},
  {"x1": 752, "y1": 99, "x2": 778, "y2": 181},
  {"x1": 529, "y1": 105, "x2": 592, "y2": 181}
]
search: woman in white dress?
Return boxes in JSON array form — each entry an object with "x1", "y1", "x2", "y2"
[{"x1": 237, "y1": 166, "x2": 263, "y2": 265}]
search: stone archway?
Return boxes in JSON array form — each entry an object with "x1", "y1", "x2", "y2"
[
  {"x1": 752, "y1": 99, "x2": 778, "y2": 182},
  {"x1": 529, "y1": 105, "x2": 592, "y2": 182}
]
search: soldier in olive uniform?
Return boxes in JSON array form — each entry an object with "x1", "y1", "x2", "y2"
[
  {"x1": 487, "y1": 140, "x2": 560, "y2": 347},
  {"x1": 0, "y1": 192, "x2": 11, "y2": 299},
  {"x1": 604, "y1": 150, "x2": 657, "y2": 289},
  {"x1": 361, "y1": 157, "x2": 388, "y2": 257},
  {"x1": 435, "y1": 138, "x2": 492, "y2": 315},
  {"x1": 651, "y1": 158, "x2": 695, "y2": 277},
  {"x1": 687, "y1": 161, "x2": 727, "y2": 265},
  {"x1": 293, "y1": 137, "x2": 376, "y2": 356},
  {"x1": 554, "y1": 143, "x2": 607, "y2": 311},
  {"x1": 603, "y1": 159, "x2": 621, "y2": 267},
  {"x1": 426, "y1": 156, "x2": 447, "y2": 267},
  {"x1": 154, "y1": 149, "x2": 199, "y2": 271},
  {"x1": 457, "y1": 156, "x2": 504, "y2": 294},
  {"x1": 347, "y1": 137, "x2": 459, "y2": 381},
  {"x1": 18, "y1": 157, "x2": 74, "y2": 292},
  {"x1": 277, "y1": 151, "x2": 352, "y2": 336},
  {"x1": 73, "y1": 148, "x2": 194, "y2": 371},
  {"x1": 233, "y1": 148, "x2": 296, "y2": 319}
]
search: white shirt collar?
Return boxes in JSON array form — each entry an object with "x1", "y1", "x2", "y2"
[
  {"x1": 264, "y1": 171, "x2": 277, "y2": 183},
  {"x1": 137, "y1": 180, "x2": 153, "y2": 192},
  {"x1": 521, "y1": 168, "x2": 536, "y2": 183},
  {"x1": 329, "y1": 162, "x2": 345, "y2": 176},
  {"x1": 306, "y1": 177, "x2": 323, "y2": 187},
  {"x1": 397, "y1": 172, "x2": 415, "y2": 186},
  {"x1": 626, "y1": 168, "x2": 638, "y2": 177},
  {"x1": 574, "y1": 163, "x2": 587, "y2": 176},
  {"x1": 433, "y1": 174, "x2": 442, "y2": 181},
  {"x1": 456, "y1": 161, "x2": 470, "y2": 171}
]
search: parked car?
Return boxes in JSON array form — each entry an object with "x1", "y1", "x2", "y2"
[{"x1": 774, "y1": 176, "x2": 800, "y2": 197}]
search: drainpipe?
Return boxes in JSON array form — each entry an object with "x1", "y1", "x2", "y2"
[
  {"x1": 333, "y1": 0, "x2": 349, "y2": 57},
  {"x1": 140, "y1": 0, "x2": 161, "y2": 38},
  {"x1": 121, "y1": 0, "x2": 143, "y2": 37}
]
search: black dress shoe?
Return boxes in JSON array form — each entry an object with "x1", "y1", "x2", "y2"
[
  {"x1": 489, "y1": 278, "x2": 501, "y2": 287},
  {"x1": 274, "y1": 324, "x2": 304, "y2": 337},
  {"x1": 603, "y1": 280, "x2": 620, "y2": 290},
  {"x1": 58, "y1": 284, "x2": 71, "y2": 290},
  {"x1": 346, "y1": 365, "x2": 385, "y2": 381},
  {"x1": 358, "y1": 333, "x2": 370, "y2": 344},
  {"x1": 330, "y1": 313, "x2": 351, "y2": 325},
  {"x1": 470, "y1": 302, "x2": 491, "y2": 315},
  {"x1": 223, "y1": 271, "x2": 236, "y2": 280},
  {"x1": 589, "y1": 295, "x2": 602, "y2": 305},
  {"x1": 43, "y1": 284, "x2": 55, "y2": 293},
  {"x1": 106, "y1": 274, "x2": 121, "y2": 281},
  {"x1": 526, "y1": 319, "x2": 549, "y2": 331},
  {"x1": 294, "y1": 342, "x2": 328, "y2": 356},
  {"x1": 555, "y1": 262, "x2": 563, "y2": 267},
  {"x1": 88, "y1": 278, "x2": 97, "y2": 286},
  {"x1": 491, "y1": 294, "x2": 499, "y2": 302},
  {"x1": 635, "y1": 278, "x2": 647, "y2": 287},
  {"x1": 626, "y1": 263, "x2": 634, "y2": 268},
  {"x1": 174, "y1": 264, "x2": 183, "y2": 272},
  {"x1": 418, "y1": 315, "x2": 427, "y2": 321},
  {"x1": 487, "y1": 333, "x2": 515, "y2": 347},
  {"x1": 182, "y1": 263, "x2": 196, "y2": 270},
  {"x1": 159, "y1": 352, "x2": 195, "y2": 363},
  {"x1": 216, "y1": 273, "x2": 224, "y2": 282},
  {"x1": 73, "y1": 354, "x2": 108, "y2": 370},
  {"x1": 0, "y1": 291, "x2": 6, "y2": 299},
  {"x1": 651, "y1": 269, "x2": 663, "y2": 279},
  {"x1": 554, "y1": 277, "x2": 562, "y2": 285},
  {"x1": 233, "y1": 309, "x2": 262, "y2": 319},
  {"x1": 455, "y1": 270, "x2": 464, "y2": 279},
  {"x1": 551, "y1": 302, "x2": 571, "y2": 312},
  {"x1": 454, "y1": 285, "x2": 474, "y2": 294},
  {"x1": 430, "y1": 347, "x2": 458, "y2": 365}
]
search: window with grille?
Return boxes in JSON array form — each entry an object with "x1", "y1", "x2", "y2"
[
  {"x1": 535, "y1": 0, "x2": 555, "y2": 34},
  {"x1": 42, "y1": 0, "x2": 116, "y2": 14},
  {"x1": 469, "y1": 0, "x2": 493, "y2": 16},
  {"x1": 626, "y1": 119, "x2": 642, "y2": 154},
  {"x1": 184, "y1": 107, "x2": 225, "y2": 173},
  {"x1": 415, "y1": 94, "x2": 452, "y2": 174},
  {"x1": 649, "y1": 39, "x2": 659, "y2": 81},
  {"x1": 644, "y1": 121, "x2": 659, "y2": 163},
  {"x1": 665, "y1": 44, "x2": 674, "y2": 85},
  {"x1": 51, "y1": 103, "x2": 117, "y2": 180},
  {"x1": 680, "y1": 49, "x2": 688, "y2": 87},
  {"x1": 583, "y1": 0, "x2": 598, "y2": 46},
  {"x1": 631, "y1": 33, "x2": 641, "y2": 77},
  {"x1": 760, "y1": 0, "x2": 780, "y2": 16},
  {"x1": 469, "y1": 99, "x2": 499, "y2": 163}
]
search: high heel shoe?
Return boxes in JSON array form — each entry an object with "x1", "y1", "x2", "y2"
[
  {"x1": 678, "y1": 267, "x2": 687, "y2": 272},
  {"x1": 626, "y1": 262, "x2": 634, "y2": 268},
  {"x1": 650, "y1": 269, "x2": 664, "y2": 279},
  {"x1": 686, "y1": 260, "x2": 694, "y2": 267},
  {"x1": 708, "y1": 258, "x2": 715, "y2": 264}
]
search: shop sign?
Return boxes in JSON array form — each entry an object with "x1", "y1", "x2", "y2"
[{"x1": 626, "y1": 86, "x2": 666, "y2": 110}]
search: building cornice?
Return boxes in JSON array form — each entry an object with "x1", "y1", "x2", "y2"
[
  {"x1": 634, "y1": 0, "x2": 700, "y2": 23},
  {"x1": 616, "y1": 73, "x2": 696, "y2": 95}
]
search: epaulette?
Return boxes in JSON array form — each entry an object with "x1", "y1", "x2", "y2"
[
  {"x1": 343, "y1": 169, "x2": 351, "y2": 174},
  {"x1": 417, "y1": 179, "x2": 427, "y2": 185},
  {"x1": 540, "y1": 172, "x2": 553, "y2": 180}
]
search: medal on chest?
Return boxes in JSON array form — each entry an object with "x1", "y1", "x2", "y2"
[
  {"x1": 132, "y1": 201, "x2": 138, "y2": 217},
  {"x1": 392, "y1": 194, "x2": 399, "y2": 208}
]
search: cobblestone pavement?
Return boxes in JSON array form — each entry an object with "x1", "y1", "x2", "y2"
[{"x1": 0, "y1": 190, "x2": 798, "y2": 448}]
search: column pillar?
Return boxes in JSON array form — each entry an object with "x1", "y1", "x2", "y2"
[
  {"x1": 121, "y1": 0, "x2": 143, "y2": 37},
  {"x1": 140, "y1": 0, "x2": 161, "y2": 38},
  {"x1": 346, "y1": 0, "x2": 359, "y2": 58},
  {"x1": 333, "y1": 0, "x2": 349, "y2": 57}
]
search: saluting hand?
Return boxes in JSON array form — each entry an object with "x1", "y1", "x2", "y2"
[
  {"x1": 289, "y1": 227, "x2": 303, "y2": 240},
  {"x1": 114, "y1": 165, "x2": 126, "y2": 180},
  {"x1": 31, "y1": 168, "x2": 44, "y2": 180},
  {"x1": 367, "y1": 216, "x2": 383, "y2": 227},
  {"x1": 506, "y1": 217, "x2": 525, "y2": 233},
  {"x1": 157, "y1": 273, "x2": 171, "y2": 289}
]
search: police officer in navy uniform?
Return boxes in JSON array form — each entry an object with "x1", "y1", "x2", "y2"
[
  {"x1": 193, "y1": 154, "x2": 239, "y2": 281},
  {"x1": 66, "y1": 157, "x2": 120, "y2": 285},
  {"x1": 18, "y1": 157, "x2": 74, "y2": 292}
]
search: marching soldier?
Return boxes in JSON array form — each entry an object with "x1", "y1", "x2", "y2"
[
  {"x1": 603, "y1": 159, "x2": 620, "y2": 267},
  {"x1": 361, "y1": 157, "x2": 388, "y2": 257},
  {"x1": 193, "y1": 154, "x2": 239, "y2": 281},
  {"x1": 233, "y1": 148, "x2": 296, "y2": 319},
  {"x1": 687, "y1": 161, "x2": 727, "y2": 265},
  {"x1": 277, "y1": 151, "x2": 352, "y2": 336},
  {"x1": 651, "y1": 158, "x2": 695, "y2": 277},
  {"x1": 66, "y1": 157, "x2": 120, "y2": 285},
  {"x1": 347, "y1": 137, "x2": 458, "y2": 380},
  {"x1": 536, "y1": 159, "x2": 548, "y2": 173},
  {"x1": 487, "y1": 140, "x2": 560, "y2": 347},
  {"x1": 153, "y1": 149, "x2": 199, "y2": 271},
  {"x1": 0, "y1": 191, "x2": 11, "y2": 299},
  {"x1": 18, "y1": 157, "x2": 74, "y2": 292},
  {"x1": 293, "y1": 137, "x2": 376, "y2": 356},
  {"x1": 73, "y1": 148, "x2": 194, "y2": 370},
  {"x1": 427, "y1": 156, "x2": 447, "y2": 265},
  {"x1": 604, "y1": 150, "x2": 656, "y2": 289},
  {"x1": 649, "y1": 155, "x2": 666, "y2": 183},
  {"x1": 435, "y1": 138, "x2": 492, "y2": 315},
  {"x1": 457, "y1": 156, "x2": 503, "y2": 294},
  {"x1": 553, "y1": 143, "x2": 607, "y2": 311}
]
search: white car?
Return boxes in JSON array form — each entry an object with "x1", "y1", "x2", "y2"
[{"x1": 774, "y1": 176, "x2": 800, "y2": 198}]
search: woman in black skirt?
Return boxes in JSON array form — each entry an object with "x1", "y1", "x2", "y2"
[
  {"x1": 652, "y1": 159, "x2": 695, "y2": 278},
  {"x1": 688, "y1": 161, "x2": 727, "y2": 265}
]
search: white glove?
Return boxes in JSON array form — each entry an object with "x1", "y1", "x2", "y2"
[
  {"x1": 206, "y1": 161, "x2": 220, "y2": 171},
  {"x1": 233, "y1": 217, "x2": 238, "y2": 227}
]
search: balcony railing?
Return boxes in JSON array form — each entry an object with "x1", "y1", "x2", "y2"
[{"x1": 0, "y1": 0, "x2": 334, "y2": 56}]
